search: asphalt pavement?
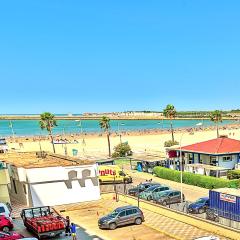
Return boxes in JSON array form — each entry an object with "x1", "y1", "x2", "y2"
[{"x1": 13, "y1": 218, "x2": 104, "y2": 240}]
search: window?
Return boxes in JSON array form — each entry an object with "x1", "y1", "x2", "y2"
[
  {"x1": 12, "y1": 179, "x2": 17, "y2": 194},
  {"x1": 0, "y1": 206, "x2": 5, "y2": 213},
  {"x1": 222, "y1": 156, "x2": 232, "y2": 162},
  {"x1": 174, "y1": 192, "x2": 180, "y2": 196},
  {"x1": 132, "y1": 209, "x2": 137, "y2": 214},
  {"x1": 169, "y1": 193, "x2": 174, "y2": 197},
  {"x1": 119, "y1": 211, "x2": 126, "y2": 217},
  {"x1": 126, "y1": 209, "x2": 133, "y2": 215}
]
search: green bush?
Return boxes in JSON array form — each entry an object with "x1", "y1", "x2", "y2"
[
  {"x1": 112, "y1": 142, "x2": 132, "y2": 158},
  {"x1": 164, "y1": 140, "x2": 179, "y2": 147},
  {"x1": 227, "y1": 170, "x2": 240, "y2": 180},
  {"x1": 153, "y1": 166, "x2": 240, "y2": 189}
]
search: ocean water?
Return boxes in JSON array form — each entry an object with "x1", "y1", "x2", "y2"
[{"x1": 0, "y1": 119, "x2": 234, "y2": 137}]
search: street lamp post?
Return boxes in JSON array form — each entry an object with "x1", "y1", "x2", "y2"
[{"x1": 179, "y1": 133, "x2": 185, "y2": 203}]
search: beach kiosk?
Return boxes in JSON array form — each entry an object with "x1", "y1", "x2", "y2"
[{"x1": 166, "y1": 136, "x2": 240, "y2": 178}]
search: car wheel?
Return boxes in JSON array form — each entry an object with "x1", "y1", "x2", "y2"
[
  {"x1": 147, "y1": 196, "x2": 151, "y2": 201},
  {"x1": 135, "y1": 217, "x2": 142, "y2": 225},
  {"x1": 109, "y1": 223, "x2": 117, "y2": 230},
  {"x1": 162, "y1": 201, "x2": 167, "y2": 206},
  {"x1": 198, "y1": 208, "x2": 205, "y2": 214},
  {"x1": 2, "y1": 226, "x2": 10, "y2": 232}
]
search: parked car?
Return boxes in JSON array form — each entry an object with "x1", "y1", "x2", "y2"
[
  {"x1": 188, "y1": 197, "x2": 209, "y2": 214},
  {"x1": 0, "y1": 231, "x2": 23, "y2": 240},
  {"x1": 155, "y1": 190, "x2": 184, "y2": 206},
  {"x1": 138, "y1": 184, "x2": 161, "y2": 200},
  {"x1": 140, "y1": 185, "x2": 170, "y2": 201},
  {"x1": 0, "y1": 215, "x2": 13, "y2": 232},
  {"x1": 128, "y1": 182, "x2": 159, "y2": 197},
  {"x1": 0, "y1": 203, "x2": 12, "y2": 218},
  {"x1": 98, "y1": 205, "x2": 144, "y2": 230}
]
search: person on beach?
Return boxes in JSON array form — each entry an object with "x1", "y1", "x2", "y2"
[
  {"x1": 65, "y1": 216, "x2": 71, "y2": 236},
  {"x1": 71, "y1": 222, "x2": 77, "y2": 240}
]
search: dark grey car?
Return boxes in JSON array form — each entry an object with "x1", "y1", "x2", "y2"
[
  {"x1": 155, "y1": 190, "x2": 185, "y2": 206},
  {"x1": 98, "y1": 206, "x2": 144, "y2": 230}
]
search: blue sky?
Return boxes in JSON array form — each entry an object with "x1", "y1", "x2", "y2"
[{"x1": 1, "y1": 1, "x2": 240, "y2": 114}]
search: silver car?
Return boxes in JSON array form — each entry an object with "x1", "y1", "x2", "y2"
[{"x1": 98, "y1": 206, "x2": 144, "y2": 230}]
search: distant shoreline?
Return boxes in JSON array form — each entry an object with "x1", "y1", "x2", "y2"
[
  {"x1": 0, "y1": 115, "x2": 237, "y2": 120},
  {"x1": 5, "y1": 123, "x2": 240, "y2": 143}
]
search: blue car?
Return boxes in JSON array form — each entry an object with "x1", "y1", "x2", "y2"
[{"x1": 188, "y1": 197, "x2": 209, "y2": 214}]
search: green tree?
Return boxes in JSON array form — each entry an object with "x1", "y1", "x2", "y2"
[
  {"x1": 210, "y1": 110, "x2": 222, "y2": 137},
  {"x1": 112, "y1": 142, "x2": 132, "y2": 158},
  {"x1": 99, "y1": 116, "x2": 111, "y2": 157},
  {"x1": 39, "y1": 112, "x2": 57, "y2": 153},
  {"x1": 163, "y1": 104, "x2": 177, "y2": 142}
]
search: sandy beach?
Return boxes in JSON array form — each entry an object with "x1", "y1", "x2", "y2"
[{"x1": 6, "y1": 124, "x2": 240, "y2": 158}]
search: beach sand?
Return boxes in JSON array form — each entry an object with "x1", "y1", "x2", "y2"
[{"x1": 7, "y1": 126, "x2": 240, "y2": 158}]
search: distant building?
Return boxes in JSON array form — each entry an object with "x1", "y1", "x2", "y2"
[
  {"x1": 0, "y1": 152, "x2": 100, "y2": 207},
  {"x1": 167, "y1": 136, "x2": 240, "y2": 178}
]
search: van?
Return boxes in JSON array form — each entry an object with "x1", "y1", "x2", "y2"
[{"x1": 98, "y1": 165, "x2": 132, "y2": 184}]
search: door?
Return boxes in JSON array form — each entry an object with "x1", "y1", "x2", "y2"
[
  {"x1": 168, "y1": 192, "x2": 175, "y2": 204},
  {"x1": 126, "y1": 209, "x2": 136, "y2": 224},
  {"x1": 117, "y1": 210, "x2": 128, "y2": 226},
  {"x1": 172, "y1": 192, "x2": 181, "y2": 203}
]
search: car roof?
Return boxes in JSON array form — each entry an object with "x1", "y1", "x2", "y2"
[
  {"x1": 161, "y1": 190, "x2": 180, "y2": 194},
  {"x1": 115, "y1": 205, "x2": 139, "y2": 211},
  {"x1": 199, "y1": 197, "x2": 209, "y2": 200}
]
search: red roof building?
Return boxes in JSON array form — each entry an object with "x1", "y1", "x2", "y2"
[
  {"x1": 180, "y1": 137, "x2": 240, "y2": 155},
  {"x1": 167, "y1": 136, "x2": 240, "y2": 178}
]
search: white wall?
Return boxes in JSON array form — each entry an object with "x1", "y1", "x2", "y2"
[
  {"x1": 25, "y1": 164, "x2": 100, "y2": 207},
  {"x1": 218, "y1": 155, "x2": 237, "y2": 169}
]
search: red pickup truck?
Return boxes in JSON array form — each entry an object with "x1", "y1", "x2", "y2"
[{"x1": 20, "y1": 206, "x2": 65, "y2": 239}]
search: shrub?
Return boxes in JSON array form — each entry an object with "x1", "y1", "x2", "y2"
[
  {"x1": 164, "y1": 140, "x2": 179, "y2": 147},
  {"x1": 112, "y1": 142, "x2": 132, "y2": 158},
  {"x1": 227, "y1": 170, "x2": 240, "y2": 180},
  {"x1": 153, "y1": 166, "x2": 240, "y2": 189}
]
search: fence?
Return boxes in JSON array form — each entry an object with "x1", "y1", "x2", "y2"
[{"x1": 100, "y1": 183, "x2": 240, "y2": 230}]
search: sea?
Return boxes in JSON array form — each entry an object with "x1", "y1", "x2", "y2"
[{"x1": 0, "y1": 119, "x2": 235, "y2": 137}]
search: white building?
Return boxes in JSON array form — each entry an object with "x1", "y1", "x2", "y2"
[{"x1": 0, "y1": 152, "x2": 100, "y2": 207}]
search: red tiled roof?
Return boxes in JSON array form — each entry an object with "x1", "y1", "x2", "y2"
[{"x1": 181, "y1": 137, "x2": 240, "y2": 154}]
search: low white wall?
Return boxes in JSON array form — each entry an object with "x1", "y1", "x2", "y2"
[{"x1": 25, "y1": 164, "x2": 100, "y2": 207}]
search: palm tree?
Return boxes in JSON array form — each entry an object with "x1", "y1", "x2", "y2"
[
  {"x1": 163, "y1": 104, "x2": 177, "y2": 142},
  {"x1": 99, "y1": 116, "x2": 111, "y2": 157},
  {"x1": 210, "y1": 110, "x2": 222, "y2": 137},
  {"x1": 39, "y1": 112, "x2": 57, "y2": 153}
]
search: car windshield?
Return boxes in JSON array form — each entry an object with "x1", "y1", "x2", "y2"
[
  {"x1": 108, "y1": 210, "x2": 120, "y2": 218},
  {"x1": 195, "y1": 198, "x2": 207, "y2": 204}
]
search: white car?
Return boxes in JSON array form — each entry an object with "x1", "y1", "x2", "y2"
[
  {"x1": 194, "y1": 236, "x2": 220, "y2": 240},
  {"x1": 0, "y1": 203, "x2": 12, "y2": 218}
]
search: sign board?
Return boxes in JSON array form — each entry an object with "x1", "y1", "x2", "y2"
[{"x1": 220, "y1": 193, "x2": 236, "y2": 203}]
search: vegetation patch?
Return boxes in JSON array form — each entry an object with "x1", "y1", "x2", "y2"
[
  {"x1": 153, "y1": 166, "x2": 240, "y2": 189},
  {"x1": 227, "y1": 170, "x2": 240, "y2": 180},
  {"x1": 164, "y1": 140, "x2": 179, "y2": 147}
]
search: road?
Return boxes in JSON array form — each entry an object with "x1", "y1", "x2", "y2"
[{"x1": 12, "y1": 218, "x2": 104, "y2": 240}]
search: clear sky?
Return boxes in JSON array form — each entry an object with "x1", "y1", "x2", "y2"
[{"x1": 1, "y1": 1, "x2": 240, "y2": 114}]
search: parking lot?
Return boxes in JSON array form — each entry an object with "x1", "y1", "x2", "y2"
[{"x1": 54, "y1": 197, "x2": 228, "y2": 240}]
